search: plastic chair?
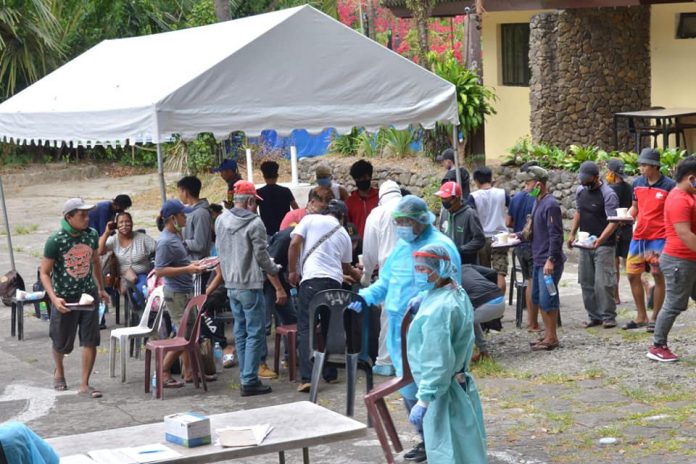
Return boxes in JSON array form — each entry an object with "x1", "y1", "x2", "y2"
[
  {"x1": 109, "y1": 287, "x2": 165, "y2": 383},
  {"x1": 274, "y1": 324, "x2": 297, "y2": 381},
  {"x1": 307, "y1": 289, "x2": 373, "y2": 417},
  {"x1": 509, "y1": 250, "x2": 528, "y2": 328},
  {"x1": 364, "y1": 311, "x2": 413, "y2": 464},
  {"x1": 144, "y1": 294, "x2": 208, "y2": 399}
]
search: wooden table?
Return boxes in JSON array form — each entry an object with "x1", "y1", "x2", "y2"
[
  {"x1": 613, "y1": 107, "x2": 696, "y2": 152},
  {"x1": 48, "y1": 401, "x2": 366, "y2": 464}
]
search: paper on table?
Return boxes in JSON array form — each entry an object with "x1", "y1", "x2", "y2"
[
  {"x1": 87, "y1": 449, "x2": 137, "y2": 464},
  {"x1": 60, "y1": 455, "x2": 98, "y2": 464},
  {"x1": 119, "y1": 444, "x2": 182, "y2": 463},
  {"x1": 217, "y1": 424, "x2": 273, "y2": 447}
]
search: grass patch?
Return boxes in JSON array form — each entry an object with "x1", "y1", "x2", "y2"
[
  {"x1": 620, "y1": 330, "x2": 651, "y2": 343},
  {"x1": 619, "y1": 384, "x2": 696, "y2": 405},
  {"x1": 14, "y1": 224, "x2": 38, "y2": 235},
  {"x1": 542, "y1": 411, "x2": 574, "y2": 434},
  {"x1": 470, "y1": 357, "x2": 506, "y2": 378}
]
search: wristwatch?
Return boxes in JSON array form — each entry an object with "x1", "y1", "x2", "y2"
[{"x1": 547, "y1": 256, "x2": 557, "y2": 263}]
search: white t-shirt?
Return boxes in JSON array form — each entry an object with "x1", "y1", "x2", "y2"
[
  {"x1": 470, "y1": 187, "x2": 508, "y2": 237},
  {"x1": 292, "y1": 214, "x2": 352, "y2": 284}
]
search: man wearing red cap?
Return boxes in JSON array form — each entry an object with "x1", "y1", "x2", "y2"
[{"x1": 435, "y1": 181, "x2": 485, "y2": 265}]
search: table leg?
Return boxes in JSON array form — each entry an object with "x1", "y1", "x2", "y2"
[
  {"x1": 303, "y1": 447, "x2": 310, "y2": 464},
  {"x1": 278, "y1": 450, "x2": 285, "y2": 464},
  {"x1": 11, "y1": 301, "x2": 16, "y2": 337},
  {"x1": 17, "y1": 301, "x2": 23, "y2": 341}
]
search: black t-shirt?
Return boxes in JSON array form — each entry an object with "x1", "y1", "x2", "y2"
[
  {"x1": 257, "y1": 184, "x2": 296, "y2": 236},
  {"x1": 576, "y1": 185, "x2": 616, "y2": 247},
  {"x1": 610, "y1": 181, "x2": 634, "y2": 241}
]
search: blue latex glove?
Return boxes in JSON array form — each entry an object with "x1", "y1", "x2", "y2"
[
  {"x1": 406, "y1": 295, "x2": 423, "y2": 315},
  {"x1": 408, "y1": 402, "x2": 428, "y2": 428},
  {"x1": 347, "y1": 301, "x2": 363, "y2": 313}
]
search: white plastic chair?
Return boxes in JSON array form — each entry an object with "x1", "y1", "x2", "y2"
[{"x1": 109, "y1": 287, "x2": 165, "y2": 383}]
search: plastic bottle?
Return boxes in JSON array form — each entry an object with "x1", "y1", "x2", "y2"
[
  {"x1": 213, "y1": 342, "x2": 223, "y2": 372},
  {"x1": 98, "y1": 302, "x2": 107, "y2": 322},
  {"x1": 39, "y1": 301, "x2": 49, "y2": 321},
  {"x1": 544, "y1": 274, "x2": 558, "y2": 297},
  {"x1": 151, "y1": 374, "x2": 157, "y2": 397},
  {"x1": 141, "y1": 284, "x2": 148, "y2": 300}
]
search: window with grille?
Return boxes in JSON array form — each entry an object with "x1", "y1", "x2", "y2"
[{"x1": 501, "y1": 23, "x2": 531, "y2": 86}]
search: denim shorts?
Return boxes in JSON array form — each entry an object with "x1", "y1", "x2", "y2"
[{"x1": 531, "y1": 264, "x2": 563, "y2": 312}]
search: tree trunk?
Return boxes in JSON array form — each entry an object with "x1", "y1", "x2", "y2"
[
  {"x1": 366, "y1": 0, "x2": 376, "y2": 40},
  {"x1": 214, "y1": 0, "x2": 231, "y2": 22}
]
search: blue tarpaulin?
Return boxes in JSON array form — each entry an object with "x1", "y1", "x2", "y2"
[{"x1": 247, "y1": 129, "x2": 335, "y2": 159}]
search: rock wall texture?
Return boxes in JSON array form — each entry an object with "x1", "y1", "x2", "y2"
[{"x1": 529, "y1": 7, "x2": 651, "y2": 151}]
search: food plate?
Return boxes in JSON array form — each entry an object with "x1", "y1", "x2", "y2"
[
  {"x1": 492, "y1": 238, "x2": 521, "y2": 248},
  {"x1": 65, "y1": 303, "x2": 95, "y2": 311},
  {"x1": 572, "y1": 241, "x2": 596, "y2": 250},
  {"x1": 607, "y1": 216, "x2": 634, "y2": 223},
  {"x1": 199, "y1": 257, "x2": 220, "y2": 270}
]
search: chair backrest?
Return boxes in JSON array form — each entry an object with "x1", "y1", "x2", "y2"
[
  {"x1": 308, "y1": 289, "x2": 366, "y2": 360},
  {"x1": 399, "y1": 311, "x2": 413, "y2": 382},
  {"x1": 176, "y1": 294, "x2": 208, "y2": 346},
  {"x1": 136, "y1": 286, "x2": 164, "y2": 329}
]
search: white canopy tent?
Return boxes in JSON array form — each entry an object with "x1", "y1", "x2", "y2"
[{"x1": 0, "y1": 5, "x2": 459, "y2": 211}]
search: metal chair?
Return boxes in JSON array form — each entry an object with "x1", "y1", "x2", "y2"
[{"x1": 307, "y1": 289, "x2": 373, "y2": 418}]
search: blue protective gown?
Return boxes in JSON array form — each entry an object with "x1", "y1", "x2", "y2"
[
  {"x1": 407, "y1": 284, "x2": 487, "y2": 464},
  {"x1": 0, "y1": 422, "x2": 59, "y2": 464},
  {"x1": 359, "y1": 224, "x2": 461, "y2": 399}
]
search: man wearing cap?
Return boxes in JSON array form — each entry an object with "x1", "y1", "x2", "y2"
[
  {"x1": 438, "y1": 148, "x2": 471, "y2": 199},
  {"x1": 624, "y1": 148, "x2": 676, "y2": 332},
  {"x1": 88, "y1": 194, "x2": 132, "y2": 235},
  {"x1": 435, "y1": 181, "x2": 485, "y2": 265},
  {"x1": 315, "y1": 164, "x2": 348, "y2": 201},
  {"x1": 213, "y1": 159, "x2": 242, "y2": 207},
  {"x1": 215, "y1": 180, "x2": 287, "y2": 396},
  {"x1": 606, "y1": 158, "x2": 634, "y2": 305},
  {"x1": 523, "y1": 167, "x2": 564, "y2": 351},
  {"x1": 567, "y1": 161, "x2": 620, "y2": 328},
  {"x1": 41, "y1": 198, "x2": 110, "y2": 398},
  {"x1": 288, "y1": 199, "x2": 362, "y2": 392},
  {"x1": 279, "y1": 186, "x2": 334, "y2": 231}
]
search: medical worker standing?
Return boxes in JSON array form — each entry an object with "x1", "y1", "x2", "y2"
[
  {"x1": 356, "y1": 195, "x2": 461, "y2": 462},
  {"x1": 407, "y1": 244, "x2": 487, "y2": 464}
]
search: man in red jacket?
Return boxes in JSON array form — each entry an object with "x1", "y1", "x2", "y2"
[{"x1": 346, "y1": 160, "x2": 378, "y2": 238}]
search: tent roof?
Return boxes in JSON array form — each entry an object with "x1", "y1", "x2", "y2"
[{"x1": 0, "y1": 5, "x2": 457, "y2": 147}]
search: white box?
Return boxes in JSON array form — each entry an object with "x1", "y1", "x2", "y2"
[{"x1": 164, "y1": 412, "x2": 211, "y2": 448}]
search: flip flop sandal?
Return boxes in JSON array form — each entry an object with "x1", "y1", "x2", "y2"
[
  {"x1": 53, "y1": 377, "x2": 68, "y2": 391},
  {"x1": 531, "y1": 341, "x2": 559, "y2": 351},
  {"x1": 77, "y1": 387, "x2": 102, "y2": 399},
  {"x1": 527, "y1": 327, "x2": 544, "y2": 333},
  {"x1": 529, "y1": 337, "x2": 545, "y2": 346},
  {"x1": 163, "y1": 378, "x2": 185, "y2": 388},
  {"x1": 622, "y1": 320, "x2": 648, "y2": 330},
  {"x1": 185, "y1": 375, "x2": 217, "y2": 383},
  {"x1": 646, "y1": 323, "x2": 656, "y2": 333}
]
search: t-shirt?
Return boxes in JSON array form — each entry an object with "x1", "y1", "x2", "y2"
[
  {"x1": 346, "y1": 187, "x2": 379, "y2": 238},
  {"x1": 88, "y1": 201, "x2": 114, "y2": 236},
  {"x1": 280, "y1": 208, "x2": 307, "y2": 231},
  {"x1": 575, "y1": 182, "x2": 618, "y2": 247},
  {"x1": 610, "y1": 180, "x2": 634, "y2": 242},
  {"x1": 291, "y1": 214, "x2": 352, "y2": 284},
  {"x1": 257, "y1": 183, "x2": 296, "y2": 236},
  {"x1": 663, "y1": 188, "x2": 696, "y2": 261},
  {"x1": 154, "y1": 230, "x2": 192, "y2": 293},
  {"x1": 105, "y1": 232, "x2": 157, "y2": 275},
  {"x1": 508, "y1": 191, "x2": 535, "y2": 233},
  {"x1": 470, "y1": 187, "x2": 509, "y2": 237},
  {"x1": 43, "y1": 228, "x2": 99, "y2": 301},
  {"x1": 632, "y1": 174, "x2": 676, "y2": 240}
]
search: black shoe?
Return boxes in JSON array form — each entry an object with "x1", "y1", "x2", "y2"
[
  {"x1": 404, "y1": 442, "x2": 426, "y2": 462},
  {"x1": 584, "y1": 320, "x2": 602, "y2": 328},
  {"x1": 240, "y1": 382, "x2": 272, "y2": 397}
]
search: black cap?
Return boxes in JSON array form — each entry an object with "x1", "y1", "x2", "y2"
[
  {"x1": 436, "y1": 148, "x2": 455, "y2": 162},
  {"x1": 578, "y1": 161, "x2": 600, "y2": 182},
  {"x1": 325, "y1": 199, "x2": 347, "y2": 218},
  {"x1": 607, "y1": 158, "x2": 625, "y2": 177},
  {"x1": 520, "y1": 160, "x2": 540, "y2": 172},
  {"x1": 522, "y1": 166, "x2": 549, "y2": 182},
  {"x1": 638, "y1": 148, "x2": 661, "y2": 167}
]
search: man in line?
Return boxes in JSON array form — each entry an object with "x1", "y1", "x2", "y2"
[
  {"x1": 88, "y1": 194, "x2": 132, "y2": 235},
  {"x1": 647, "y1": 157, "x2": 696, "y2": 362},
  {"x1": 346, "y1": 160, "x2": 379, "y2": 239},
  {"x1": 507, "y1": 161, "x2": 539, "y2": 331},
  {"x1": 470, "y1": 167, "x2": 510, "y2": 293},
  {"x1": 213, "y1": 159, "x2": 242, "y2": 207},
  {"x1": 361, "y1": 180, "x2": 402, "y2": 376},
  {"x1": 215, "y1": 181, "x2": 287, "y2": 396},
  {"x1": 436, "y1": 148, "x2": 471, "y2": 199},
  {"x1": 606, "y1": 159, "x2": 634, "y2": 306},
  {"x1": 177, "y1": 176, "x2": 212, "y2": 261},
  {"x1": 42, "y1": 198, "x2": 110, "y2": 398},
  {"x1": 525, "y1": 167, "x2": 564, "y2": 351},
  {"x1": 288, "y1": 200, "x2": 362, "y2": 392},
  {"x1": 567, "y1": 161, "x2": 619, "y2": 328},
  {"x1": 435, "y1": 181, "x2": 485, "y2": 265},
  {"x1": 624, "y1": 148, "x2": 676, "y2": 332},
  {"x1": 257, "y1": 161, "x2": 298, "y2": 236},
  {"x1": 279, "y1": 186, "x2": 334, "y2": 231},
  {"x1": 315, "y1": 164, "x2": 349, "y2": 201}
]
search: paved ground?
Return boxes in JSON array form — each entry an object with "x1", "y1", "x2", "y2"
[{"x1": 2, "y1": 171, "x2": 696, "y2": 463}]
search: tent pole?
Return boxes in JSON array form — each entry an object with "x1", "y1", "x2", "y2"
[
  {"x1": 246, "y1": 148, "x2": 253, "y2": 183},
  {"x1": 0, "y1": 177, "x2": 16, "y2": 271},
  {"x1": 290, "y1": 145, "x2": 299, "y2": 187},
  {"x1": 156, "y1": 143, "x2": 166, "y2": 203},
  {"x1": 452, "y1": 127, "x2": 462, "y2": 195}
]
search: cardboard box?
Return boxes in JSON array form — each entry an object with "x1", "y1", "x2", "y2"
[{"x1": 164, "y1": 412, "x2": 211, "y2": 448}]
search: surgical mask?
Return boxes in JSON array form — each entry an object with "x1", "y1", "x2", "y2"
[
  {"x1": 606, "y1": 172, "x2": 617, "y2": 184},
  {"x1": 60, "y1": 218, "x2": 81, "y2": 235},
  {"x1": 414, "y1": 271, "x2": 435, "y2": 292},
  {"x1": 172, "y1": 219, "x2": 183, "y2": 233},
  {"x1": 317, "y1": 178, "x2": 331, "y2": 187},
  {"x1": 529, "y1": 185, "x2": 541, "y2": 198},
  {"x1": 441, "y1": 199, "x2": 453, "y2": 210},
  {"x1": 396, "y1": 225, "x2": 417, "y2": 242},
  {"x1": 356, "y1": 179, "x2": 371, "y2": 191}
]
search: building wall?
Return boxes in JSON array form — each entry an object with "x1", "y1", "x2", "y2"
[
  {"x1": 482, "y1": 11, "x2": 542, "y2": 162},
  {"x1": 651, "y1": 3, "x2": 696, "y2": 150}
]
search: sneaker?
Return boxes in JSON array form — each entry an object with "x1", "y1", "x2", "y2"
[
  {"x1": 222, "y1": 353, "x2": 236, "y2": 369},
  {"x1": 240, "y1": 381, "x2": 272, "y2": 397},
  {"x1": 603, "y1": 320, "x2": 617, "y2": 329},
  {"x1": 258, "y1": 363, "x2": 278, "y2": 379},
  {"x1": 646, "y1": 345, "x2": 679, "y2": 362},
  {"x1": 403, "y1": 442, "x2": 426, "y2": 462},
  {"x1": 584, "y1": 320, "x2": 602, "y2": 328},
  {"x1": 372, "y1": 364, "x2": 395, "y2": 377},
  {"x1": 297, "y1": 382, "x2": 311, "y2": 393}
]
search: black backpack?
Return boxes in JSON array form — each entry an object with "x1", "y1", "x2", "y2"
[{"x1": 0, "y1": 270, "x2": 24, "y2": 306}]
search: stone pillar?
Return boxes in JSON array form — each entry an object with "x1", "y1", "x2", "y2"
[{"x1": 529, "y1": 7, "x2": 650, "y2": 151}]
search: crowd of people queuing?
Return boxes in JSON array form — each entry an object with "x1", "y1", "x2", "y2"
[{"x1": 38, "y1": 148, "x2": 696, "y2": 463}]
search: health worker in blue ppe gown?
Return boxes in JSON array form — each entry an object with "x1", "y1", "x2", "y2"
[
  {"x1": 358, "y1": 195, "x2": 461, "y2": 461},
  {"x1": 407, "y1": 244, "x2": 487, "y2": 464}
]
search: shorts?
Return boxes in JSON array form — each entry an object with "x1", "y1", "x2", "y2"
[
  {"x1": 615, "y1": 225, "x2": 632, "y2": 259},
  {"x1": 491, "y1": 248, "x2": 509, "y2": 276},
  {"x1": 49, "y1": 294, "x2": 100, "y2": 354},
  {"x1": 515, "y1": 245, "x2": 534, "y2": 280},
  {"x1": 626, "y1": 239, "x2": 665, "y2": 275},
  {"x1": 532, "y1": 264, "x2": 563, "y2": 312},
  {"x1": 164, "y1": 289, "x2": 195, "y2": 338}
]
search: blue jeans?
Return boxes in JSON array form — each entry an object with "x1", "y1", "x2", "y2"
[
  {"x1": 227, "y1": 289, "x2": 265, "y2": 386},
  {"x1": 532, "y1": 264, "x2": 563, "y2": 312}
]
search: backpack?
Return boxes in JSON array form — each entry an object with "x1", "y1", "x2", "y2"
[
  {"x1": 31, "y1": 268, "x2": 45, "y2": 318},
  {"x1": 0, "y1": 270, "x2": 25, "y2": 306}
]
